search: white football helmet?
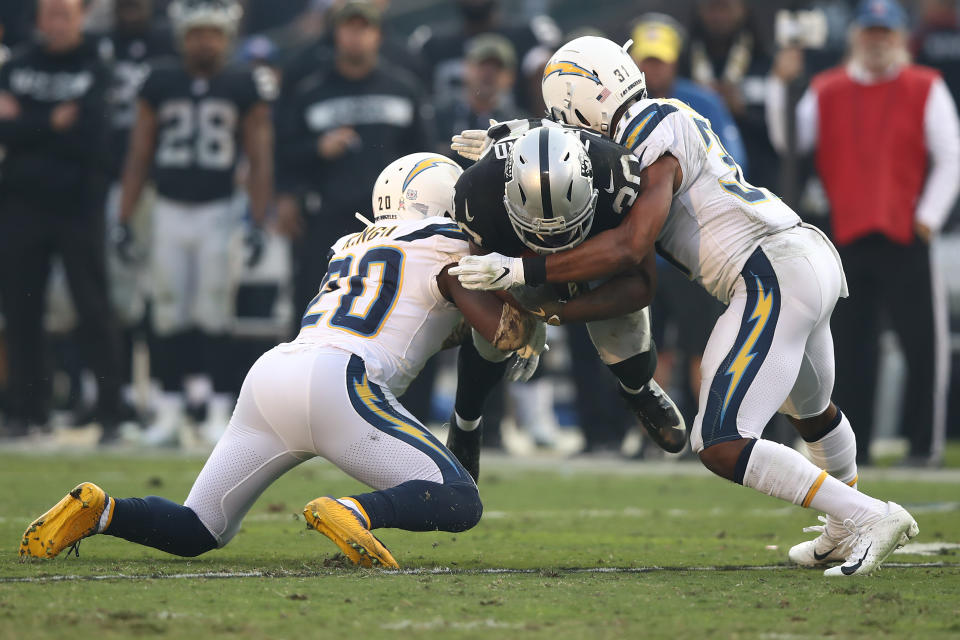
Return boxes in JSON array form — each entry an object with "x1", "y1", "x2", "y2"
[
  {"x1": 169, "y1": 0, "x2": 243, "y2": 37},
  {"x1": 372, "y1": 153, "x2": 463, "y2": 222},
  {"x1": 503, "y1": 128, "x2": 598, "y2": 254},
  {"x1": 542, "y1": 36, "x2": 646, "y2": 135}
]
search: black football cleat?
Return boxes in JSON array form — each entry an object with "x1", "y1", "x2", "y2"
[
  {"x1": 618, "y1": 380, "x2": 688, "y2": 454},
  {"x1": 445, "y1": 412, "x2": 482, "y2": 482}
]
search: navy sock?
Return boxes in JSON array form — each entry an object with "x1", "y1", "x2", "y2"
[
  {"x1": 454, "y1": 338, "x2": 508, "y2": 421},
  {"x1": 105, "y1": 496, "x2": 218, "y2": 557},
  {"x1": 351, "y1": 480, "x2": 482, "y2": 533},
  {"x1": 608, "y1": 343, "x2": 658, "y2": 390}
]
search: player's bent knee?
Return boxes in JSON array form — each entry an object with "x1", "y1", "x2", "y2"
[
  {"x1": 442, "y1": 481, "x2": 483, "y2": 532},
  {"x1": 697, "y1": 438, "x2": 750, "y2": 482},
  {"x1": 436, "y1": 482, "x2": 483, "y2": 533}
]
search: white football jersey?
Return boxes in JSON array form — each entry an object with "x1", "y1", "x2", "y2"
[
  {"x1": 614, "y1": 98, "x2": 801, "y2": 303},
  {"x1": 292, "y1": 216, "x2": 469, "y2": 395}
]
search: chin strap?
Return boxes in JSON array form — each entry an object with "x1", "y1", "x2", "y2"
[{"x1": 355, "y1": 212, "x2": 375, "y2": 228}]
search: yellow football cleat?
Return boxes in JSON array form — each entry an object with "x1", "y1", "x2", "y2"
[
  {"x1": 19, "y1": 482, "x2": 113, "y2": 560},
  {"x1": 303, "y1": 496, "x2": 398, "y2": 569}
]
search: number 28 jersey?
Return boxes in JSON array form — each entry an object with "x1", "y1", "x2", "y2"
[
  {"x1": 139, "y1": 62, "x2": 272, "y2": 203},
  {"x1": 294, "y1": 217, "x2": 470, "y2": 396},
  {"x1": 614, "y1": 98, "x2": 800, "y2": 303}
]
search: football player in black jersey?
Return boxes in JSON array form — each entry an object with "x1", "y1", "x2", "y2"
[
  {"x1": 449, "y1": 123, "x2": 688, "y2": 457},
  {"x1": 117, "y1": 0, "x2": 274, "y2": 445}
]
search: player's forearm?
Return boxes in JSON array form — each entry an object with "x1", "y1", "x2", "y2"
[
  {"x1": 243, "y1": 105, "x2": 274, "y2": 223},
  {"x1": 558, "y1": 269, "x2": 654, "y2": 325},
  {"x1": 118, "y1": 149, "x2": 151, "y2": 222},
  {"x1": 530, "y1": 228, "x2": 647, "y2": 285},
  {"x1": 245, "y1": 140, "x2": 273, "y2": 224},
  {"x1": 529, "y1": 158, "x2": 675, "y2": 286},
  {"x1": 441, "y1": 269, "x2": 536, "y2": 351}
]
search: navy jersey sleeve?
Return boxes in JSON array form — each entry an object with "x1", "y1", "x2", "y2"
[
  {"x1": 453, "y1": 153, "x2": 527, "y2": 256},
  {"x1": 137, "y1": 65, "x2": 165, "y2": 108},
  {"x1": 581, "y1": 132, "x2": 644, "y2": 233}
]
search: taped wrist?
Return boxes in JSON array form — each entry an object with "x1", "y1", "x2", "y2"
[{"x1": 491, "y1": 303, "x2": 535, "y2": 352}]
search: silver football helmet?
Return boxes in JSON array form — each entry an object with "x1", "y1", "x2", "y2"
[{"x1": 503, "y1": 128, "x2": 598, "y2": 254}]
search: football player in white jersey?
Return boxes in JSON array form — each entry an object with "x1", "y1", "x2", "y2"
[
  {"x1": 451, "y1": 37, "x2": 919, "y2": 576},
  {"x1": 19, "y1": 153, "x2": 549, "y2": 569}
]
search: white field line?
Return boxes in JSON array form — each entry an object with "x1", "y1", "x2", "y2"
[
  {"x1": 2, "y1": 501, "x2": 958, "y2": 526},
  {"x1": 1, "y1": 562, "x2": 957, "y2": 584}
]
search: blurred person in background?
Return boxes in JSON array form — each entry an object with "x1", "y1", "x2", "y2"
[
  {"x1": 272, "y1": 0, "x2": 431, "y2": 343},
  {"x1": 767, "y1": 0, "x2": 959, "y2": 467},
  {"x1": 681, "y1": 0, "x2": 777, "y2": 190},
  {"x1": 913, "y1": 0, "x2": 960, "y2": 108},
  {"x1": 630, "y1": 12, "x2": 745, "y2": 426},
  {"x1": 434, "y1": 34, "x2": 518, "y2": 168},
  {"x1": 417, "y1": 33, "x2": 520, "y2": 445},
  {"x1": 275, "y1": 0, "x2": 424, "y2": 110},
  {"x1": 410, "y1": 0, "x2": 558, "y2": 111},
  {"x1": 98, "y1": 0, "x2": 176, "y2": 420},
  {"x1": 117, "y1": 0, "x2": 274, "y2": 445},
  {"x1": 0, "y1": 0, "x2": 122, "y2": 440},
  {"x1": 0, "y1": 1, "x2": 33, "y2": 50}
]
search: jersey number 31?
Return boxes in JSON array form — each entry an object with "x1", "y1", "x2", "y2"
[{"x1": 693, "y1": 118, "x2": 767, "y2": 204}]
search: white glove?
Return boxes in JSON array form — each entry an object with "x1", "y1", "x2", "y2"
[
  {"x1": 450, "y1": 118, "x2": 497, "y2": 162},
  {"x1": 449, "y1": 253, "x2": 525, "y2": 291},
  {"x1": 450, "y1": 118, "x2": 554, "y2": 162}
]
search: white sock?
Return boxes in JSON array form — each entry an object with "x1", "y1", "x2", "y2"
[
  {"x1": 804, "y1": 411, "x2": 860, "y2": 538},
  {"x1": 742, "y1": 440, "x2": 885, "y2": 527},
  {"x1": 97, "y1": 496, "x2": 114, "y2": 534},
  {"x1": 336, "y1": 498, "x2": 369, "y2": 527},
  {"x1": 804, "y1": 411, "x2": 858, "y2": 488},
  {"x1": 454, "y1": 411, "x2": 481, "y2": 431}
]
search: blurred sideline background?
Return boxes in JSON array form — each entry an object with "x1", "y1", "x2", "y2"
[{"x1": 0, "y1": 0, "x2": 957, "y2": 466}]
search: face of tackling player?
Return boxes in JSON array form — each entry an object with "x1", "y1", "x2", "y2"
[{"x1": 182, "y1": 25, "x2": 229, "y2": 75}]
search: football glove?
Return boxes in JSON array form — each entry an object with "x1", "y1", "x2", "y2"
[
  {"x1": 112, "y1": 222, "x2": 138, "y2": 265},
  {"x1": 449, "y1": 253, "x2": 525, "y2": 291},
  {"x1": 450, "y1": 118, "x2": 555, "y2": 162},
  {"x1": 506, "y1": 323, "x2": 547, "y2": 382},
  {"x1": 244, "y1": 224, "x2": 265, "y2": 269}
]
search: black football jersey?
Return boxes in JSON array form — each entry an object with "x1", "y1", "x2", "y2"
[
  {"x1": 139, "y1": 61, "x2": 270, "y2": 202},
  {"x1": 101, "y1": 27, "x2": 176, "y2": 178},
  {"x1": 454, "y1": 127, "x2": 643, "y2": 256}
]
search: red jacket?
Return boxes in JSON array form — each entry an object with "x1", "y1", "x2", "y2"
[{"x1": 813, "y1": 64, "x2": 939, "y2": 246}]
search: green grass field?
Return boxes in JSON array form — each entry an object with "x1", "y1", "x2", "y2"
[{"x1": 1, "y1": 450, "x2": 958, "y2": 639}]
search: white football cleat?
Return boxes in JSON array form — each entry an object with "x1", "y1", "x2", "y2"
[
  {"x1": 824, "y1": 502, "x2": 919, "y2": 577},
  {"x1": 788, "y1": 515, "x2": 857, "y2": 567}
]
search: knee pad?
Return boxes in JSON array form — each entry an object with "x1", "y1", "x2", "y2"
[{"x1": 444, "y1": 481, "x2": 483, "y2": 532}]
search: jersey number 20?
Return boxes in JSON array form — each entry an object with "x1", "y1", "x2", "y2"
[{"x1": 301, "y1": 247, "x2": 404, "y2": 337}]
